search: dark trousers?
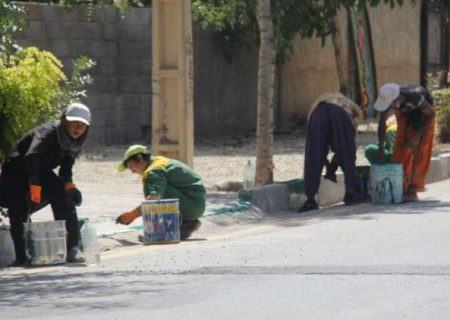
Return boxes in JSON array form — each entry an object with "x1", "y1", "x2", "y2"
[
  {"x1": 0, "y1": 159, "x2": 80, "y2": 262},
  {"x1": 304, "y1": 103, "x2": 357, "y2": 198}
]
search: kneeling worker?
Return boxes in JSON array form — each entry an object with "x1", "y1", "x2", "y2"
[{"x1": 115, "y1": 145, "x2": 206, "y2": 240}]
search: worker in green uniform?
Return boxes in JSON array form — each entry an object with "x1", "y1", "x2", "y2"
[{"x1": 115, "y1": 145, "x2": 206, "y2": 240}]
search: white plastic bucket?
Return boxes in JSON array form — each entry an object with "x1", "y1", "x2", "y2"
[{"x1": 24, "y1": 220, "x2": 67, "y2": 266}]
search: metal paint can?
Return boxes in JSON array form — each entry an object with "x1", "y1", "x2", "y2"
[{"x1": 141, "y1": 199, "x2": 180, "y2": 244}]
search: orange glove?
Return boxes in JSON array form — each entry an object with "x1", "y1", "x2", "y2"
[
  {"x1": 116, "y1": 207, "x2": 141, "y2": 225},
  {"x1": 64, "y1": 182, "x2": 77, "y2": 191},
  {"x1": 30, "y1": 185, "x2": 42, "y2": 204}
]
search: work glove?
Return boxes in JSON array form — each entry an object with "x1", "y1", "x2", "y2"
[
  {"x1": 29, "y1": 185, "x2": 42, "y2": 204},
  {"x1": 65, "y1": 183, "x2": 82, "y2": 206},
  {"x1": 116, "y1": 208, "x2": 140, "y2": 225}
]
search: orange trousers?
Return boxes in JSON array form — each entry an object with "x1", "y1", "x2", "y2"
[{"x1": 392, "y1": 110, "x2": 435, "y2": 194}]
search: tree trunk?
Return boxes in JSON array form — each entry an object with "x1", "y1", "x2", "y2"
[
  {"x1": 330, "y1": 10, "x2": 350, "y2": 96},
  {"x1": 255, "y1": 0, "x2": 275, "y2": 185}
]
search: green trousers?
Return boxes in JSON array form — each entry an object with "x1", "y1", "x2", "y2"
[{"x1": 164, "y1": 186, "x2": 206, "y2": 221}]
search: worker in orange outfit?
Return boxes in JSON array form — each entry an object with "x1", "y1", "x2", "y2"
[
  {"x1": 374, "y1": 83, "x2": 435, "y2": 202},
  {"x1": 0, "y1": 103, "x2": 91, "y2": 266}
]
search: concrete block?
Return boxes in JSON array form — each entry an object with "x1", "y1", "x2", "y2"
[
  {"x1": 438, "y1": 153, "x2": 450, "y2": 178},
  {"x1": 102, "y1": 24, "x2": 117, "y2": 40},
  {"x1": 140, "y1": 104, "x2": 151, "y2": 126},
  {"x1": 239, "y1": 184, "x2": 290, "y2": 212},
  {"x1": 118, "y1": 76, "x2": 151, "y2": 94},
  {"x1": 50, "y1": 39, "x2": 70, "y2": 58},
  {"x1": 46, "y1": 22, "x2": 65, "y2": 39},
  {"x1": 117, "y1": 59, "x2": 143, "y2": 76},
  {"x1": 94, "y1": 6, "x2": 119, "y2": 24},
  {"x1": 24, "y1": 3, "x2": 43, "y2": 21},
  {"x1": 0, "y1": 228, "x2": 16, "y2": 268},
  {"x1": 25, "y1": 21, "x2": 46, "y2": 39},
  {"x1": 91, "y1": 75, "x2": 118, "y2": 93},
  {"x1": 98, "y1": 59, "x2": 116, "y2": 76},
  {"x1": 118, "y1": 24, "x2": 150, "y2": 42},
  {"x1": 426, "y1": 157, "x2": 448, "y2": 184},
  {"x1": 140, "y1": 59, "x2": 151, "y2": 76},
  {"x1": 66, "y1": 22, "x2": 103, "y2": 40},
  {"x1": 119, "y1": 8, "x2": 150, "y2": 25},
  {"x1": 118, "y1": 41, "x2": 151, "y2": 59},
  {"x1": 41, "y1": 5, "x2": 65, "y2": 21}
]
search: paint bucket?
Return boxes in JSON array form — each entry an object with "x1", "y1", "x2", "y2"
[
  {"x1": 24, "y1": 220, "x2": 67, "y2": 266},
  {"x1": 354, "y1": 165, "x2": 371, "y2": 202},
  {"x1": 141, "y1": 199, "x2": 180, "y2": 245},
  {"x1": 370, "y1": 164, "x2": 403, "y2": 204}
]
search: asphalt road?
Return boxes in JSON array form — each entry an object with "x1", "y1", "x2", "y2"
[{"x1": 1, "y1": 180, "x2": 450, "y2": 320}]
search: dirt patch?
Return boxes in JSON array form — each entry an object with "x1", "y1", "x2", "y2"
[{"x1": 74, "y1": 129, "x2": 381, "y2": 188}]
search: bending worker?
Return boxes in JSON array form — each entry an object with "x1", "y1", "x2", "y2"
[
  {"x1": 0, "y1": 103, "x2": 91, "y2": 266},
  {"x1": 300, "y1": 92, "x2": 362, "y2": 212},
  {"x1": 374, "y1": 82, "x2": 435, "y2": 202},
  {"x1": 115, "y1": 145, "x2": 206, "y2": 240}
]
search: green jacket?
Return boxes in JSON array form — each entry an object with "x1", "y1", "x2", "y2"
[{"x1": 142, "y1": 156, "x2": 205, "y2": 199}]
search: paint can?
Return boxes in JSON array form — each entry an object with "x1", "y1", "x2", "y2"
[
  {"x1": 141, "y1": 199, "x2": 180, "y2": 244},
  {"x1": 370, "y1": 164, "x2": 403, "y2": 204},
  {"x1": 24, "y1": 220, "x2": 67, "y2": 265}
]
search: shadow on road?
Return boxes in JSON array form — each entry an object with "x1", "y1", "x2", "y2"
[{"x1": 0, "y1": 270, "x2": 169, "y2": 309}]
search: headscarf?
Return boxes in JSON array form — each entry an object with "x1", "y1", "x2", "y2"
[{"x1": 308, "y1": 93, "x2": 363, "y2": 129}]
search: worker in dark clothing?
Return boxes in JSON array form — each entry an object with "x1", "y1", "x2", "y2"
[
  {"x1": 300, "y1": 93, "x2": 362, "y2": 212},
  {"x1": 115, "y1": 145, "x2": 206, "y2": 240},
  {"x1": 0, "y1": 103, "x2": 91, "y2": 266}
]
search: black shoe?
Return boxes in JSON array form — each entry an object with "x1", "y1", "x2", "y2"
[
  {"x1": 343, "y1": 193, "x2": 356, "y2": 205},
  {"x1": 9, "y1": 259, "x2": 27, "y2": 268},
  {"x1": 180, "y1": 220, "x2": 201, "y2": 240},
  {"x1": 324, "y1": 172, "x2": 337, "y2": 183},
  {"x1": 299, "y1": 199, "x2": 318, "y2": 213},
  {"x1": 67, "y1": 247, "x2": 85, "y2": 263}
]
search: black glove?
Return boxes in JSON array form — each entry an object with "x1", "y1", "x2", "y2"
[{"x1": 65, "y1": 183, "x2": 82, "y2": 206}]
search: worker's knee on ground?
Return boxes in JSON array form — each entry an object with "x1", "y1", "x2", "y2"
[{"x1": 179, "y1": 197, "x2": 206, "y2": 220}]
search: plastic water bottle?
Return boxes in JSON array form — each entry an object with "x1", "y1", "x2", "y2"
[
  {"x1": 243, "y1": 160, "x2": 255, "y2": 189},
  {"x1": 80, "y1": 220, "x2": 100, "y2": 266}
]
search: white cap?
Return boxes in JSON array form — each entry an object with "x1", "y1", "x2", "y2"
[
  {"x1": 64, "y1": 103, "x2": 91, "y2": 125},
  {"x1": 374, "y1": 83, "x2": 400, "y2": 112}
]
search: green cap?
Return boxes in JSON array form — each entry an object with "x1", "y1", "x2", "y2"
[{"x1": 117, "y1": 144, "x2": 148, "y2": 172}]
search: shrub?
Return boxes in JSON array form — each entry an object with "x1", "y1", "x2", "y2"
[
  {"x1": 433, "y1": 87, "x2": 450, "y2": 143},
  {"x1": 0, "y1": 47, "x2": 67, "y2": 161}
]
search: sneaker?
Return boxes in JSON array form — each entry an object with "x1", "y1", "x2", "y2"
[
  {"x1": 403, "y1": 193, "x2": 418, "y2": 202},
  {"x1": 299, "y1": 199, "x2": 318, "y2": 213},
  {"x1": 67, "y1": 247, "x2": 85, "y2": 263},
  {"x1": 180, "y1": 220, "x2": 202, "y2": 240}
]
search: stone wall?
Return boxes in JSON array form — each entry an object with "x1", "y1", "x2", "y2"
[{"x1": 17, "y1": 3, "x2": 152, "y2": 145}]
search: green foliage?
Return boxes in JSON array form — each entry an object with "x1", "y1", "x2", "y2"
[
  {"x1": 56, "y1": 56, "x2": 96, "y2": 107},
  {"x1": 426, "y1": 70, "x2": 450, "y2": 143},
  {"x1": 423, "y1": 69, "x2": 450, "y2": 145},
  {"x1": 0, "y1": 47, "x2": 67, "y2": 160},
  {"x1": 0, "y1": 0, "x2": 25, "y2": 56}
]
